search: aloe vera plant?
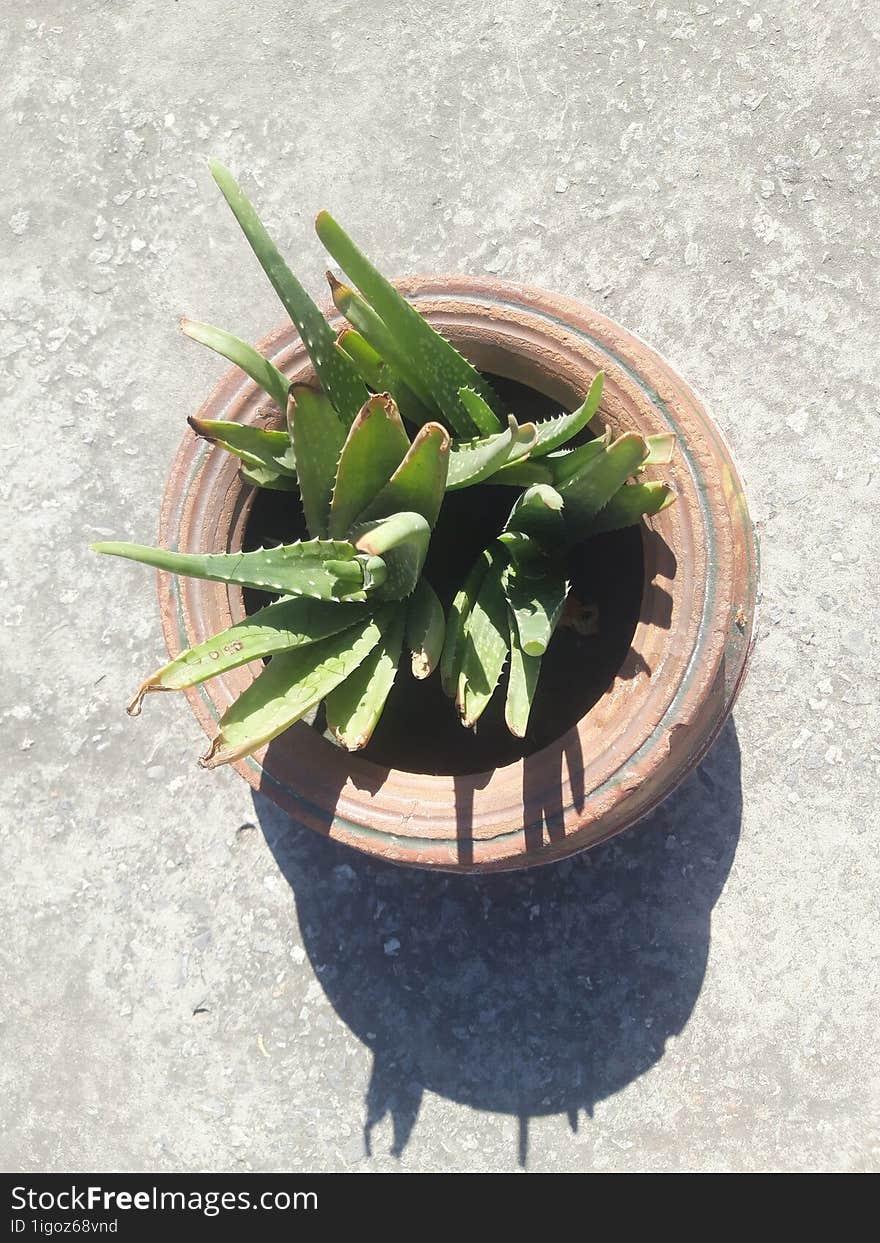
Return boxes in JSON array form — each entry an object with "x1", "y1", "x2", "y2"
[
  {"x1": 95, "y1": 389, "x2": 450, "y2": 765},
  {"x1": 443, "y1": 425, "x2": 677, "y2": 737},
  {"x1": 95, "y1": 158, "x2": 679, "y2": 766}
]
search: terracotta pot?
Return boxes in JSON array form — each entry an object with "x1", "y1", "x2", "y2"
[{"x1": 158, "y1": 277, "x2": 757, "y2": 872}]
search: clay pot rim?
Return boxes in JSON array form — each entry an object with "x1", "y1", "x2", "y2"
[{"x1": 158, "y1": 275, "x2": 757, "y2": 870}]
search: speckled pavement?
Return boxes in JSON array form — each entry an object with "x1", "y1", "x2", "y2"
[{"x1": 2, "y1": 2, "x2": 878, "y2": 1172}]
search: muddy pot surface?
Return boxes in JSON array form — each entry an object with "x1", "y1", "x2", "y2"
[{"x1": 158, "y1": 277, "x2": 758, "y2": 871}]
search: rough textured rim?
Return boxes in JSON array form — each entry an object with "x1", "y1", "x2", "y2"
[{"x1": 157, "y1": 277, "x2": 758, "y2": 872}]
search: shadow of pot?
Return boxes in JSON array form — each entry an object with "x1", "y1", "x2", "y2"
[
  {"x1": 252, "y1": 719, "x2": 742, "y2": 1164},
  {"x1": 158, "y1": 278, "x2": 757, "y2": 870}
]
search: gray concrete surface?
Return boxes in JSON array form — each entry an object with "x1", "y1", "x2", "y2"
[{"x1": 2, "y1": 1, "x2": 878, "y2": 1173}]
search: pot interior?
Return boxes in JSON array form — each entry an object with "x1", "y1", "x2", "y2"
[{"x1": 240, "y1": 375, "x2": 645, "y2": 776}]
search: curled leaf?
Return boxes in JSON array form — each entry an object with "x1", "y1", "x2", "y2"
[{"x1": 352, "y1": 511, "x2": 432, "y2": 600}]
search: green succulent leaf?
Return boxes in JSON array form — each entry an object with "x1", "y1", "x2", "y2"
[
  {"x1": 440, "y1": 546, "x2": 493, "y2": 698},
  {"x1": 352, "y1": 511, "x2": 431, "y2": 601},
  {"x1": 458, "y1": 387, "x2": 506, "y2": 438},
  {"x1": 92, "y1": 538, "x2": 366, "y2": 600},
  {"x1": 316, "y1": 211, "x2": 504, "y2": 435},
  {"x1": 328, "y1": 394, "x2": 411, "y2": 538},
  {"x1": 287, "y1": 385, "x2": 347, "y2": 539},
  {"x1": 355, "y1": 422, "x2": 450, "y2": 528},
  {"x1": 586, "y1": 481, "x2": 677, "y2": 534},
  {"x1": 446, "y1": 416, "x2": 537, "y2": 490},
  {"x1": 128, "y1": 597, "x2": 367, "y2": 713},
  {"x1": 503, "y1": 562, "x2": 568, "y2": 657},
  {"x1": 490, "y1": 459, "x2": 555, "y2": 487},
  {"x1": 199, "y1": 609, "x2": 390, "y2": 768},
  {"x1": 188, "y1": 416, "x2": 297, "y2": 477},
  {"x1": 557, "y1": 432, "x2": 650, "y2": 536},
  {"x1": 503, "y1": 483, "x2": 566, "y2": 548},
  {"x1": 239, "y1": 463, "x2": 300, "y2": 492},
  {"x1": 209, "y1": 160, "x2": 368, "y2": 424},
  {"x1": 335, "y1": 329, "x2": 434, "y2": 428},
  {"x1": 548, "y1": 429, "x2": 611, "y2": 488},
  {"x1": 329, "y1": 276, "x2": 445, "y2": 419},
  {"x1": 325, "y1": 605, "x2": 406, "y2": 750},
  {"x1": 405, "y1": 577, "x2": 445, "y2": 679},
  {"x1": 496, "y1": 531, "x2": 551, "y2": 579},
  {"x1": 456, "y1": 553, "x2": 510, "y2": 729},
  {"x1": 505, "y1": 626, "x2": 541, "y2": 739},
  {"x1": 334, "y1": 327, "x2": 387, "y2": 390},
  {"x1": 180, "y1": 319, "x2": 290, "y2": 412},
  {"x1": 530, "y1": 371, "x2": 605, "y2": 457},
  {"x1": 643, "y1": 433, "x2": 676, "y2": 467}
]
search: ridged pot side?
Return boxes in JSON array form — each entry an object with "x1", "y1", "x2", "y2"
[{"x1": 158, "y1": 278, "x2": 757, "y2": 872}]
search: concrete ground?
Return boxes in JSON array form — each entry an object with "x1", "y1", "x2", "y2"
[{"x1": 2, "y1": 1, "x2": 878, "y2": 1173}]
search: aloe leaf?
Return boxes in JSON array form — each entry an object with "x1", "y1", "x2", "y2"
[
  {"x1": 643, "y1": 433, "x2": 676, "y2": 467},
  {"x1": 489, "y1": 458, "x2": 555, "y2": 487},
  {"x1": 287, "y1": 385, "x2": 346, "y2": 539},
  {"x1": 336, "y1": 329, "x2": 434, "y2": 428},
  {"x1": 503, "y1": 563, "x2": 568, "y2": 658},
  {"x1": 504, "y1": 484, "x2": 565, "y2": 548},
  {"x1": 128, "y1": 597, "x2": 367, "y2": 714},
  {"x1": 355, "y1": 423, "x2": 450, "y2": 528},
  {"x1": 505, "y1": 627, "x2": 541, "y2": 739},
  {"x1": 496, "y1": 531, "x2": 549, "y2": 579},
  {"x1": 458, "y1": 387, "x2": 505, "y2": 438},
  {"x1": 530, "y1": 371, "x2": 604, "y2": 457},
  {"x1": 328, "y1": 394, "x2": 411, "y2": 538},
  {"x1": 334, "y1": 327, "x2": 386, "y2": 388},
  {"x1": 209, "y1": 160, "x2": 368, "y2": 424},
  {"x1": 199, "y1": 609, "x2": 389, "y2": 768},
  {"x1": 405, "y1": 577, "x2": 445, "y2": 679},
  {"x1": 188, "y1": 416, "x2": 297, "y2": 476},
  {"x1": 180, "y1": 319, "x2": 290, "y2": 411},
  {"x1": 316, "y1": 211, "x2": 504, "y2": 434},
  {"x1": 440, "y1": 548, "x2": 493, "y2": 698},
  {"x1": 456, "y1": 555, "x2": 510, "y2": 728},
  {"x1": 239, "y1": 463, "x2": 300, "y2": 492},
  {"x1": 352, "y1": 511, "x2": 431, "y2": 601},
  {"x1": 446, "y1": 417, "x2": 537, "y2": 490},
  {"x1": 329, "y1": 275, "x2": 445, "y2": 419},
  {"x1": 325, "y1": 605, "x2": 406, "y2": 750},
  {"x1": 586, "y1": 481, "x2": 677, "y2": 534},
  {"x1": 557, "y1": 432, "x2": 649, "y2": 534},
  {"x1": 92, "y1": 538, "x2": 366, "y2": 600},
  {"x1": 548, "y1": 429, "x2": 611, "y2": 488}
]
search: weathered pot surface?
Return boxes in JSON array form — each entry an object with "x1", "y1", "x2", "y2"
[{"x1": 158, "y1": 277, "x2": 757, "y2": 872}]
